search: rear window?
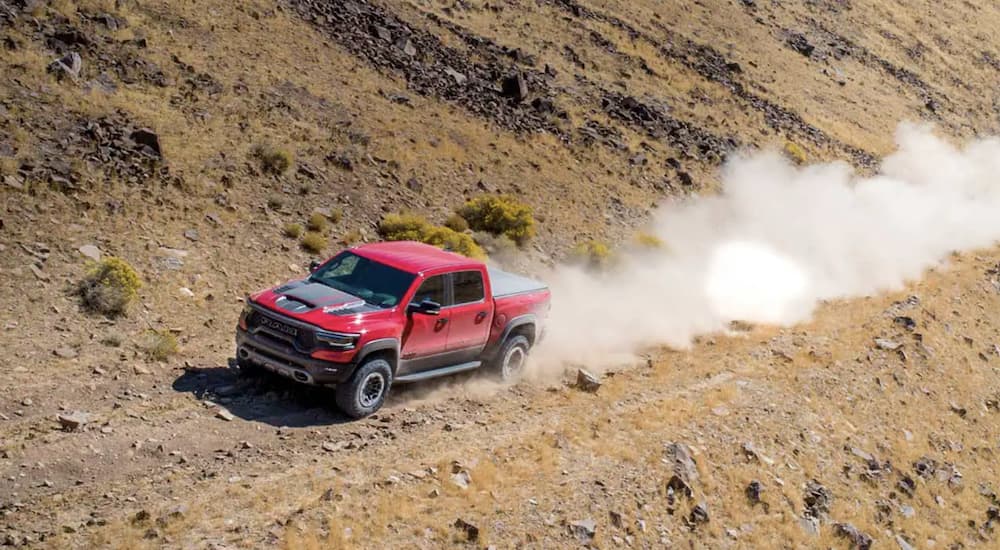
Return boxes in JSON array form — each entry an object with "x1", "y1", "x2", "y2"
[{"x1": 453, "y1": 271, "x2": 485, "y2": 305}]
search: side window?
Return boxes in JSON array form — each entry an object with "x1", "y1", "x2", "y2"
[
  {"x1": 412, "y1": 275, "x2": 447, "y2": 305},
  {"x1": 453, "y1": 271, "x2": 485, "y2": 305}
]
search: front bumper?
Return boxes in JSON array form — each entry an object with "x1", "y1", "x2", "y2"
[{"x1": 236, "y1": 328, "x2": 354, "y2": 385}]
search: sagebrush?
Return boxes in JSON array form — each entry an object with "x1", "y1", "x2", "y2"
[
  {"x1": 77, "y1": 257, "x2": 142, "y2": 317},
  {"x1": 457, "y1": 195, "x2": 535, "y2": 246},
  {"x1": 379, "y1": 213, "x2": 485, "y2": 259}
]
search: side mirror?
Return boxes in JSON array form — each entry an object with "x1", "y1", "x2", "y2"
[
  {"x1": 309, "y1": 260, "x2": 321, "y2": 273},
  {"x1": 407, "y1": 300, "x2": 442, "y2": 316}
]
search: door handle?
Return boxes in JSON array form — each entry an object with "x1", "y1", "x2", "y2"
[
  {"x1": 475, "y1": 311, "x2": 488, "y2": 323},
  {"x1": 435, "y1": 318, "x2": 449, "y2": 330}
]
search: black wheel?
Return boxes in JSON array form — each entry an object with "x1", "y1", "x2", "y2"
[
  {"x1": 335, "y1": 357, "x2": 393, "y2": 419},
  {"x1": 492, "y1": 335, "x2": 530, "y2": 381}
]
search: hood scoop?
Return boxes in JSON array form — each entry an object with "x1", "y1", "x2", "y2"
[{"x1": 275, "y1": 282, "x2": 365, "y2": 314}]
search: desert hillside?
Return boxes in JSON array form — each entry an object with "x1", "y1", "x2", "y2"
[{"x1": 1, "y1": 0, "x2": 1000, "y2": 548}]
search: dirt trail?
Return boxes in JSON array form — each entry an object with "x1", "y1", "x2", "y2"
[{"x1": 2, "y1": 249, "x2": 999, "y2": 548}]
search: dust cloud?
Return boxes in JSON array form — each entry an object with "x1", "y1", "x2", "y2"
[{"x1": 531, "y1": 124, "x2": 1000, "y2": 375}]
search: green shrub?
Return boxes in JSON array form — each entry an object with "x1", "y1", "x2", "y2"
[
  {"x1": 378, "y1": 213, "x2": 429, "y2": 241},
  {"x1": 379, "y1": 213, "x2": 485, "y2": 259},
  {"x1": 444, "y1": 213, "x2": 469, "y2": 233},
  {"x1": 301, "y1": 231, "x2": 328, "y2": 253},
  {"x1": 77, "y1": 257, "x2": 142, "y2": 317},
  {"x1": 306, "y1": 212, "x2": 328, "y2": 232},
  {"x1": 145, "y1": 330, "x2": 178, "y2": 361},
  {"x1": 457, "y1": 195, "x2": 535, "y2": 246},
  {"x1": 634, "y1": 232, "x2": 664, "y2": 249},
  {"x1": 283, "y1": 223, "x2": 303, "y2": 238},
  {"x1": 783, "y1": 141, "x2": 807, "y2": 165},
  {"x1": 570, "y1": 240, "x2": 613, "y2": 269},
  {"x1": 254, "y1": 143, "x2": 293, "y2": 175}
]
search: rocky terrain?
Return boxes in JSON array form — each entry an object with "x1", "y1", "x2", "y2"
[{"x1": 1, "y1": 0, "x2": 1000, "y2": 548}]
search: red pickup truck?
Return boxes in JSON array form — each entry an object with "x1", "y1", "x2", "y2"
[{"x1": 236, "y1": 241, "x2": 550, "y2": 418}]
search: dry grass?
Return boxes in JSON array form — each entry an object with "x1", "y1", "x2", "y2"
[
  {"x1": 283, "y1": 223, "x2": 304, "y2": 239},
  {"x1": 306, "y1": 212, "x2": 328, "y2": 232},
  {"x1": 144, "y1": 329, "x2": 178, "y2": 361},
  {"x1": 300, "y1": 231, "x2": 328, "y2": 254}
]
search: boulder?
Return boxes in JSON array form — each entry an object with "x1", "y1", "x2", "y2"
[
  {"x1": 575, "y1": 368, "x2": 601, "y2": 393},
  {"x1": 48, "y1": 52, "x2": 82, "y2": 80},
  {"x1": 130, "y1": 128, "x2": 162, "y2": 157},
  {"x1": 501, "y1": 72, "x2": 529, "y2": 103}
]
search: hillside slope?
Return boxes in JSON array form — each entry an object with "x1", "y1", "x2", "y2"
[{"x1": 1, "y1": 0, "x2": 1000, "y2": 548}]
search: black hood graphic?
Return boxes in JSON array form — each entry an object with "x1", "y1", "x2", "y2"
[{"x1": 273, "y1": 281, "x2": 366, "y2": 314}]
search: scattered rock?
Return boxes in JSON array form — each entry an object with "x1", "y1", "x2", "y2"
[
  {"x1": 396, "y1": 37, "x2": 416, "y2": 57},
  {"x1": 742, "y1": 442, "x2": 775, "y2": 465},
  {"x1": 129, "y1": 128, "x2": 162, "y2": 157},
  {"x1": 450, "y1": 470, "x2": 471, "y2": 490},
  {"x1": 58, "y1": 411, "x2": 91, "y2": 431},
  {"x1": 786, "y1": 32, "x2": 815, "y2": 57},
  {"x1": 444, "y1": 68, "x2": 467, "y2": 85},
  {"x1": 78, "y1": 244, "x2": 101, "y2": 261},
  {"x1": 183, "y1": 229, "x2": 199, "y2": 241},
  {"x1": 874, "y1": 338, "x2": 902, "y2": 351},
  {"x1": 405, "y1": 178, "x2": 423, "y2": 193},
  {"x1": 664, "y1": 442, "x2": 699, "y2": 498},
  {"x1": 568, "y1": 518, "x2": 596, "y2": 542},
  {"x1": 30, "y1": 264, "x2": 49, "y2": 281},
  {"x1": 4, "y1": 175, "x2": 23, "y2": 190},
  {"x1": 803, "y1": 480, "x2": 832, "y2": 519},
  {"x1": 575, "y1": 368, "x2": 601, "y2": 392},
  {"x1": 179, "y1": 287, "x2": 195, "y2": 297},
  {"x1": 893, "y1": 316, "x2": 917, "y2": 331},
  {"x1": 686, "y1": 502, "x2": 709, "y2": 528},
  {"x1": 21, "y1": 398, "x2": 33, "y2": 406},
  {"x1": 834, "y1": 523, "x2": 873, "y2": 550},
  {"x1": 799, "y1": 515, "x2": 820, "y2": 536},
  {"x1": 48, "y1": 51, "x2": 82, "y2": 80},
  {"x1": 745, "y1": 480, "x2": 763, "y2": 504},
  {"x1": 54, "y1": 347, "x2": 78, "y2": 359},
  {"x1": 501, "y1": 72, "x2": 529, "y2": 103},
  {"x1": 453, "y1": 518, "x2": 479, "y2": 542},
  {"x1": 897, "y1": 475, "x2": 916, "y2": 497},
  {"x1": 215, "y1": 408, "x2": 235, "y2": 422},
  {"x1": 913, "y1": 456, "x2": 937, "y2": 479},
  {"x1": 895, "y1": 534, "x2": 916, "y2": 550}
]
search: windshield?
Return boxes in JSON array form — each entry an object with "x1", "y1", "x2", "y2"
[{"x1": 308, "y1": 251, "x2": 415, "y2": 308}]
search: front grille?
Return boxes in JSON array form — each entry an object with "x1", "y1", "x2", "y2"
[{"x1": 248, "y1": 309, "x2": 316, "y2": 352}]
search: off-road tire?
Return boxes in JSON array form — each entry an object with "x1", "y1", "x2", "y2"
[
  {"x1": 492, "y1": 335, "x2": 531, "y2": 382},
  {"x1": 335, "y1": 357, "x2": 393, "y2": 419}
]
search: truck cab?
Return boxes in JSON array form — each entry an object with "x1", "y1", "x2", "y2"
[{"x1": 236, "y1": 241, "x2": 550, "y2": 418}]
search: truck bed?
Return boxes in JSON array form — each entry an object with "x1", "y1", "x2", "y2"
[{"x1": 488, "y1": 267, "x2": 548, "y2": 298}]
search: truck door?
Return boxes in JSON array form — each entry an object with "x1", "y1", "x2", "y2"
[
  {"x1": 399, "y1": 274, "x2": 450, "y2": 374},
  {"x1": 445, "y1": 270, "x2": 493, "y2": 363}
]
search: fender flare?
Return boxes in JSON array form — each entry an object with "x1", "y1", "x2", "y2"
[
  {"x1": 355, "y1": 338, "x2": 401, "y2": 373},
  {"x1": 485, "y1": 314, "x2": 538, "y2": 360}
]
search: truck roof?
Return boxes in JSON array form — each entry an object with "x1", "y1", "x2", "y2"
[{"x1": 351, "y1": 241, "x2": 485, "y2": 274}]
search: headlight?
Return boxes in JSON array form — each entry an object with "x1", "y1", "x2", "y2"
[
  {"x1": 315, "y1": 330, "x2": 360, "y2": 350},
  {"x1": 239, "y1": 301, "x2": 254, "y2": 330}
]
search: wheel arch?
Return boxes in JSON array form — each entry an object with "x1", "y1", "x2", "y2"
[{"x1": 355, "y1": 338, "x2": 400, "y2": 374}]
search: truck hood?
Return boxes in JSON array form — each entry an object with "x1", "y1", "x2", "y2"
[{"x1": 250, "y1": 279, "x2": 390, "y2": 324}]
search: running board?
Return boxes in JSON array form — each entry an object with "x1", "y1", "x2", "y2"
[{"x1": 394, "y1": 361, "x2": 482, "y2": 384}]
